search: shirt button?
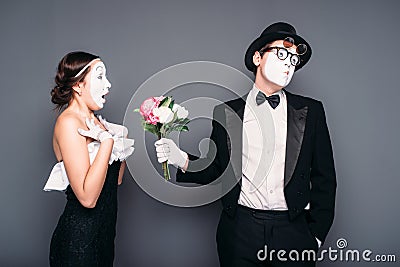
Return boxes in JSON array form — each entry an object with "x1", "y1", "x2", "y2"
[{"x1": 269, "y1": 190, "x2": 273, "y2": 194}]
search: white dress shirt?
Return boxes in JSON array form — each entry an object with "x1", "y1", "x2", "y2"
[{"x1": 238, "y1": 85, "x2": 288, "y2": 210}]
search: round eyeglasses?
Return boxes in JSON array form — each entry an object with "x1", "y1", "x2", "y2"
[
  {"x1": 260, "y1": 47, "x2": 301, "y2": 66},
  {"x1": 259, "y1": 37, "x2": 307, "y2": 67}
]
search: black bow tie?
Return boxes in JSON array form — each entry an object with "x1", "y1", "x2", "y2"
[{"x1": 256, "y1": 91, "x2": 280, "y2": 109}]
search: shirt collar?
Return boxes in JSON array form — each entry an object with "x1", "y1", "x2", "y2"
[{"x1": 251, "y1": 84, "x2": 285, "y2": 101}]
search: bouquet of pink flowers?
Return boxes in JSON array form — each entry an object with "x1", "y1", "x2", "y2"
[{"x1": 135, "y1": 96, "x2": 189, "y2": 180}]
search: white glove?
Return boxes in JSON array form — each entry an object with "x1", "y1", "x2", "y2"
[
  {"x1": 112, "y1": 137, "x2": 135, "y2": 161},
  {"x1": 97, "y1": 116, "x2": 134, "y2": 161},
  {"x1": 154, "y1": 138, "x2": 188, "y2": 169},
  {"x1": 78, "y1": 118, "x2": 112, "y2": 142},
  {"x1": 98, "y1": 115, "x2": 128, "y2": 138}
]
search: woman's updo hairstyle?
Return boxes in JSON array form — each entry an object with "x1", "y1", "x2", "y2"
[{"x1": 51, "y1": 51, "x2": 99, "y2": 111}]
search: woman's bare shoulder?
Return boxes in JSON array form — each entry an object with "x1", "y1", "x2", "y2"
[{"x1": 54, "y1": 110, "x2": 85, "y2": 138}]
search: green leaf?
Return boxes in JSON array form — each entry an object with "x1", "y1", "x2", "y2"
[
  {"x1": 168, "y1": 99, "x2": 175, "y2": 109},
  {"x1": 133, "y1": 108, "x2": 140, "y2": 112},
  {"x1": 142, "y1": 122, "x2": 158, "y2": 135},
  {"x1": 176, "y1": 118, "x2": 190, "y2": 124},
  {"x1": 170, "y1": 125, "x2": 189, "y2": 132},
  {"x1": 159, "y1": 97, "x2": 168, "y2": 106},
  {"x1": 159, "y1": 96, "x2": 172, "y2": 107}
]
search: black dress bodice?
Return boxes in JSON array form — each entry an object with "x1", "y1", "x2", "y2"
[{"x1": 50, "y1": 161, "x2": 121, "y2": 267}]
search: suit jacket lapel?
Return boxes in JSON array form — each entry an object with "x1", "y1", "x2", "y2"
[
  {"x1": 284, "y1": 91, "x2": 308, "y2": 186},
  {"x1": 224, "y1": 94, "x2": 246, "y2": 181}
]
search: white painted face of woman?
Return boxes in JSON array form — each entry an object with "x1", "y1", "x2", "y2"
[{"x1": 89, "y1": 61, "x2": 111, "y2": 109}]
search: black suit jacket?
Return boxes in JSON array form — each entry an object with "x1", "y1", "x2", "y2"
[{"x1": 177, "y1": 90, "x2": 337, "y2": 244}]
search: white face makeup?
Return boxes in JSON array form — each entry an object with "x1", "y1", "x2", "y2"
[
  {"x1": 89, "y1": 61, "x2": 111, "y2": 109},
  {"x1": 261, "y1": 46, "x2": 295, "y2": 88}
]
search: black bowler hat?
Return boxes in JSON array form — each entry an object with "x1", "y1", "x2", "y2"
[{"x1": 245, "y1": 22, "x2": 312, "y2": 72}]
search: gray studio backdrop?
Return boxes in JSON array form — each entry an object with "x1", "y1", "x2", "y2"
[{"x1": 1, "y1": 0, "x2": 399, "y2": 266}]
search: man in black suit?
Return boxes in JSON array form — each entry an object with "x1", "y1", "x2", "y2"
[{"x1": 155, "y1": 22, "x2": 336, "y2": 266}]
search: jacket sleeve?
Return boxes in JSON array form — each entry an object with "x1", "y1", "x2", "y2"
[
  {"x1": 308, "y1": 101, "x2": 337, "y2": 244},
  {"x1": 176, "y1": 105, "x2": 229, "y2": 185}
]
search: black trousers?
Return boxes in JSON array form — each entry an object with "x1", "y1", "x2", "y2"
[{"x1": 216, "y1": 205, "x2": 318, "y2": 267}]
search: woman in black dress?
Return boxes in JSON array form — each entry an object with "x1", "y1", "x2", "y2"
[{"x1": 47, "y1": 51, "x2": 133, "y2": 266}]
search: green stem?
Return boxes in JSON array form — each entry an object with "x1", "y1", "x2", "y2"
[
  {"x1": 162, "y1": 161, "x2": 170, "y2": 181},
  {"x1": 158, "y1": 132, "x2": 170, "y2": 181}
]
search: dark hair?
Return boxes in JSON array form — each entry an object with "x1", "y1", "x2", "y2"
[{"x1": 51, "y1": 51, "x2": 99, "y2": 111}]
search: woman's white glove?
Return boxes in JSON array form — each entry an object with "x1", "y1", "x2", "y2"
[
  {"x1": 98, "y1": 115, "x2": 128, "y2": 138},
  {"x1": 154, "y1": 138, "x2": 188, "y2": 169},
  {"x1": 97, "y1": 115, "x2": 135, "y2": 162},
  {"x1": 78, "y1": 118, "x2": 112, "y2": 142},
  {"x1": 112, "y1": 138, "x2": 135, "y2": 161}
]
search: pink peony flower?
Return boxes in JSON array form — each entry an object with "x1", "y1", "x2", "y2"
[
  {"x1": 139, "y1": 96, "x2": 164, "y2": 119},
  {"x1": 146, "y1": 113, "x2": 159, "y2": 125}
]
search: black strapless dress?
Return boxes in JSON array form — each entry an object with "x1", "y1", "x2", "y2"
[{"x1": 49, "y1": 161, "x2": 121, "y2": 267}]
